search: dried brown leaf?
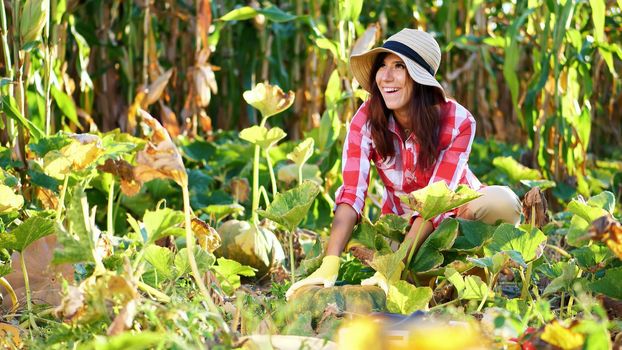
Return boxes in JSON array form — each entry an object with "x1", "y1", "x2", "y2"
[
  {"x1": 350, "y1": 23, "x2": 379, "y2": 56},
  {"x1": 54, "y1": 285, "x2": 86, "y2": 322},
  {"x1": 191, "y1": 217, "x2": 221, "y2": 253},
  {"x1": 589, "y1": 215, "x2": 622, "y2": 259},
  {"x1": 35, "y1": 187, "x2": 59, "y2": 210},
  {"x1": 0, "y1": 322, "x2": 22, "y2": 348},
  {"x1": 144, "y1": 69, "x2": 174, "y2": 107},
  {"x1": 107, "y1": 299, "x2": 137, "y2": 336},
  {"x1": 134, "y1": 109, "x2": 188, "y2": 187},
  {"x1": 522, "y1": 187, "x2": 549, "y2": 228},
  {"x1": 97, "y1": 158, "x2": 142, "y2": 197},
  {"x1": 159, "y1": 103, "x2": 181, "y2": 138},
  {"x1": 229, "y1": 177, "x2": 250, "y2": 203},
  {"x1": 197, "y1": 0, "x2": 212, "y2": 50}
]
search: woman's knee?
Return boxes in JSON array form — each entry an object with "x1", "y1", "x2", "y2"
[{"x1": 461, "y1": 186, "x2": 522, "y2": 225}]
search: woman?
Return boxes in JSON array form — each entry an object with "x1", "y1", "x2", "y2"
[{"x1": 286, "y1": 29, "x2": 522, "y2": 298}]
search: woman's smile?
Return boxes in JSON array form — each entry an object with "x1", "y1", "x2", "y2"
[{"x1": 376, "y1": 53, "x2": 413, "y2": 120}]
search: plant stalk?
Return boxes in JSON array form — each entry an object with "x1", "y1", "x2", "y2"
[
  {"x1": 0, "y1": 0, "x2": 15, "y2": 144},
  {"x1": 264, "y1": 148, "x2": 277, "y2": 198},
  {"x1": 288, "y1": 229, "x2": 295, "y2": 285},
  {"x1": 0, "y1": 276, "x2": 19, "y2": 313},
  {"x1": 520, "y1": 263, "x2": 533, "y2": 300},
  {"x1": 251, "y1": 144, "x2": 261, "y2": 223},
  {"x1": 182, "y1": 184, "x2": 231, "y2": 337},
  {"x1": 402, "y1": 221, "x2": 427, "y2": 280},
  {"x1": 43, "y1": 0, "x2": 52, "y2": 135},
  {"x1": 137, "y1": 280, "x2": 170, "y2": 303},
  {"x1": 107, "y1": 180, "x2": 114, "y2": 234},
  {"x1": 20, "y1": 253, "x2": 33, "y2": 318},
  {"x1": 56, "y1": 175, "x2": 69, "y2": 221}
]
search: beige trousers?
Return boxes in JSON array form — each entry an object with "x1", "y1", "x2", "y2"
[{"x1": 457, "y1": 185, "x2": 523, "y2": 226}]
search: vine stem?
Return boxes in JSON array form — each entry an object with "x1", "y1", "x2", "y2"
[
  {"x1": 56, "y1": 175, "x2": 69, "y2": 221},
  {"x1": 137, "y1": 280, "x2": 170, "y2": 303},
  {"x1": 288, "y1": 227, "x2": 295, "y2": 285},
  {"x1": 264, "y1": 148, "x2": 277, "y2": 198},
  {"x1": 107, "y1": 180, "x2": 114, "y2": 234},
  {"x1": 20, "y1": 253, "x2": 37, "y2": 330},
  {"x1": 182, "y1": 184, "x2": 231, "y2": 338},
  {"x1": 402, "y1": 221, "x2": 427, "y2": 280},
  {"x1": 0, "y1": 277, "x2": 19, "y2": 313}
]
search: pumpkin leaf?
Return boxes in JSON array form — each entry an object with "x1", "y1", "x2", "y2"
[
  {"x1": 492, "y1": 156, "x2": 541, "y2": 183},
  {"x1": 143, "y1": 208, "x2": 185, "y2": 244},
  {"x1": 53, "y1": 185, "x2": 97, "y2": 264},
  {"x1": 242, "y1": 82, "x2": 294, "y2": 119},
  {"x1": 520, "y1": 179, "x2": 556, "y2": 191},
  {"x1": 411, "y1": 218, "x2": 459, "y2": 273},
  {"x1": 370, "y1": 237, "x2": 411, "y2": 283},
  {"x1": 286, "y1": 138, "x2": 314, "y2": 168},
  {"x1": 484, "y1": 224, "x2": 547, "y2": 261},
  {"x1": 374, "y1": 214, "x2": 409, "y2": 242},
  {"x1": 239, "y1": 126, "x2": 286, "y2": 150},
  {"x1": 143, "y1": 245, "x2": 175, "y2": 281},
  {"x1": 543, "y1": 261, "x2": 579, "y2": 296},
  {"x1": 400, "y1": 182, "x2": 481, "y2": 221},
  {"x1": 387, "y1": 281, "x2": 432, "y2": 315},
  {"x1": 588, "y1": 266, "x2": 622, "y2": 299},
  {"x1": 212, "y1": 257, "x2": 256, "y2": 295},
  {"x1": 540, "y1": 321, "x2": 585, "y2": 350},
  {"x1": 571, "y1": 244, "x2": 614, "y2": 270},
  {"x1": 445, "y1": 267, "x2": 490, "y2": 300},
  {"x1": 468, "y1": 250, "x2": 526, "y2": 275},
  {"x1": 566, "y1": 215, "x2": 591, "y2": 247},
  {"x1": 257, "y1": 181, "x2": 320, "y2": 231},
  {"x1": 174, "y1": 247, "x2": 215, "y2": 278},
  {"x1": 0, "y1": 216, "x2": 55, "y2": 253},
  {"x1": 0, "y1": 185, "x2": 24, "y2": 214},
  {"x1": 452, "y1": 219, "x2": 496, "y2": 252}
]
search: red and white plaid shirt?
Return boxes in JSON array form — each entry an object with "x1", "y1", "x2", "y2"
[{"x1": 335, "y1": 99, "x2": 482, "y2": 227}]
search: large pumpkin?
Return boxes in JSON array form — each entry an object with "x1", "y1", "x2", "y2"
[
  {"x1": 287, "y1": 285, "x2": 387, "y2": 323},
  {"x1": 215, "y1": 220, "x2": 285, "y2": 277}
]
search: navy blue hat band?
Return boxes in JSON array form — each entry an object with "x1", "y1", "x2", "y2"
[{"x1": 382, "y1": 40, "x2": 435, "y2": 76}]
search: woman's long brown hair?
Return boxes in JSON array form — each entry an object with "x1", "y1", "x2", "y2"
[{"x1": 368, "y1": 52, "x2": 445, "y2": 172}]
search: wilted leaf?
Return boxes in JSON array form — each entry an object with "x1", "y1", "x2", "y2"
[
  {"x1": 400, "y1": 182, "x2": 481, "y2": 221},
  {"x1": 257, "y1": 181, "x2": 320, "y2": 231},
  {"x1": 588, "y1": 215, "x2": 622, "y2": 259},
  {"x1": 97, "y1": 158, "x2": 141, "y2": 196},
  {"x1": 191, "y1": 217, "x2": 221, "y2": 253},
  {"x1": 541, "y1": 321, "x2": 585, "y2": 350},
  {"x1": 484, "y1": 224, "x2": 547, "y2": 261},
  {"x1": 0, "y1": 322, "x2": 22, "y2": 348},
  {"x1": 107, "y1": 299, "x2": 137, "y2": 336},
  {"x1": 0, "y1": 185, "x2": 23, "y2": 214},
  {"x1": 134, "y1": 110, "x2": 188, "y2": 187},
  {"x1": 229, "y1": 177, "x2": 250, "y2": 203},
  {"x1": 387, "y1": 280, "x2": 432, "y2": 315},
  {"x1": 204, "y1": 203, "x2": 245, "y2": 221},
  {"x1": 522, "y1": 187, "x2": 549, "y2": 228},
  {"x1": 277, "y1": 164, "x2": 322, "y2": 185},
  {"x1": 243, "y1": 82, "x2": 295, "y2": 118},
  {"x1": 159, "y1": 103, "x2": 181, "y2": 138},
  {"x1": 411, "y1": 218, "x2": 459, "y2": 273},
  {"x1": 369, "y1": 237, "x2": 411, "y2": 285},
  {"x1": 143, "y1": 69, "x2": 173, "y2": 106},
  {"x1": 42, "y1": 134, "x2": 104, "y2": 179},
  {"x1": 239, "y1": 126, "x2": 286, "y2": 149},
  {"x1": 286, "y1": 138, "x2": 314, "y2": 167},
  {"x1": 212, "y1": 257, "x2": 256, "y2": 295}
]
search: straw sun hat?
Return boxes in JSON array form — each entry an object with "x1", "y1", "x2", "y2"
[{"x1": 350, "y1": 28, "x2": 445, "y2": 97}]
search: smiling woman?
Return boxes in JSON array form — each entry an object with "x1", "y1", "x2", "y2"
[{"x1": 286, "y1": 28, "x2": 523, "y2": 299}]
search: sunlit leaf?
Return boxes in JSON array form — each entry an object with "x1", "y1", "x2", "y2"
[
  {"x1": 400, "y1": 182, "x2": 481, "y2": 221},
  {"x1": 469, "y1": 250, "x2": 526, "y2": 275},
  {"x1": 219, "y1": 6, "x2": 257, "y2": 21},
  {"x1": 191, "y1": 217, "x2": 221, "y2": 253},
  {"x1": 492, "y1": 156, "x2": 541, "y2": 183},
  {"x1": 520, "y1": 179, "x2": 556, "y2": 191},
  {"x1": 484, "y1": 224, "x2": 547, "y2": 261},
  {"x1": 286, "y1": 138, "x2": 314, "y2": 167},
  {"x1": 587, "y1": 215, "x2": 622, "y2": 260},
  {"x1": 0, "y1": 185, "x2": 23, "y2": 214},
  {"x1": 144, "y1": 69, "x2": 173, "y2": 106},
  {"x1": 51, "y1": 86, "x2": 81, "y2": 128},
  {"x1": 174, "y1": 247, "x2": 215, "y2": 278},
  {"x1": 445, "y1": 267, "x2": 490, "y2": 300},
  {"x1": 142, "y1": 208, "x2": 185, "y2": 244},
  {"x1": 212, "y1": 257, "x2": 256, "y2": 295},
  {"x1": 411, "y1": 218, "x2": 459, "y2": 272},
  {"x1": 0, "y1": 216, "x2": 55, "y2": 252},
  {"x1": 541, "y1": 321, "x2": 585, "y2": 350},
  {"x1": 19, "y1": 0, "x2": 48, "y2": 44},
  {"x1": 387, "y1": 281, "x2": 432, "y2": 315},
  {"x1": 239, "y1": 126, "x2": 286, "y2": 149},
  {"x1": 143, "y1": 245, "x2": 175, "y2": 281},
  {"x1": 452, "y1": 219, "x2": 496, "y2": 252},
  {"x1": 543, "y1": 261, "x2": 578, "y2": 295},
  {"x1": 257, "y1": 6, "x2": 297, "y2": 22},
  {"x1": 571, "y1": 244, "x2": 614, "y2": 271},
  {"x1": 242, "y1": 82, "x2": 294, "y2": 119},
  {"x1": 277, "y1": 164, "x2": 322, "y2": 185},
  {"x1": 54, "y1": 185, "x2": 96, "y2": 264},
  {"x1": 257, "y1": 181, "x2": 320, "y2": 231}
]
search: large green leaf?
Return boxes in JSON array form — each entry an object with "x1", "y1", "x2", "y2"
[
  {"x1": 571, "y1": 244, "x2": 614, "y2": 270},
  {"x1": 144, "y1": 245, "x2": 175, "y2": 281},
  {"x1": 212, "y1": 257, "x2": 256, "y2": 296},
  {"x1": 492, "y1": 156, "x2": 541, "y2": 183},
  {"x1": 452, "y1": 219, "x2": 496, "y2": 252},
  {"x1": 239, "y1": 126, "x2": 286, "y2": 150},
  {"x1": 242, "y1": 82, "x2": 295, "y2": 119},
  {"x1": 286, "y1": 138, "x2": 314, "y2": 168},
  {"x1": 468, "y1": 250, "x2": 526, "y2": 275},
  {"x1": 1, "y1": 96, "x2": 44, "y2": 141},
  {"x1": 374, "y1": 214, "x2": 409, "y2": 242},
  {"x1": 257, "y1": 181, "x2": 320, "y2": 231},
  {"x1": 174, "y1": 247, "x2": 215, "y2": 278},
  {"x1": 54, "y1": 186, "x2": 95, "y2": 264},
  {"x1": 589, "y1": 0, "x2": 605, "y2": 42},
  {"x1": 484, "y1": 224, "x2": 547, "y2": 261},
  {"x1": 0, "y1": 216, "x2": 55, "y2": 252},
  {"x1": 400, "y1": 182, "x2": 481, "y2": 221},
  {"x1": 566, "y1": 215, "x2": 591, "y2": 247},
  {"x1": 567, "y1": 200, "x2": 609, "y2": 224},
  {"x1": 411, "y1": 218, "x2": 459, "y2": 273},
  {"x1": 589, "y1": 266, "x2": 622, "y2": 300},
  {"x1": 445, "y1": 267, "x2": 491, "y2": 300},
  {"x1": 142, "y1": 208, "x2": 185, "y2": 244},
  {"x1": 387, "y1": 281, "x2": 432, "y2": 315}
]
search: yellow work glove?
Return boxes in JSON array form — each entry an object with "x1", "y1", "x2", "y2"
[{"x1": 285, "y1": 255, "x2": 340, "y2": 300}]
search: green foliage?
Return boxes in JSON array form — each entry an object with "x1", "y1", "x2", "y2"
[
  {"x1": 484, "y1": 224, "x2": 547, "y2": 262},
  {"x1": 411, "y1": 218, "x2": 459, "y2": 273},
  {"x1": 400, "y1": 182, "x2": 481, "y2": 221},
  {"x1": 257, "y1": 181, "x2": 320, "y2": 231},
  {"x1": 445, "y1": 267, "x2": 491, "y2": 301},
  {"x1": 588, "y1": 266, "x2": 622, "y2": 300},
  {"x1": 0, "y1": 216, "x2": 55, "y2": 252},
  {"x1": 387, "y1": 281, "x2": 433, "y2": 315},
  {"x1": 212, "y1": 257, "x2": 256, "y2": 295}
]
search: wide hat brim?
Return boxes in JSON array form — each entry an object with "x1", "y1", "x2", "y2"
[{"x1": 350, "y1": 47, "x2": 445, "y2": 98}]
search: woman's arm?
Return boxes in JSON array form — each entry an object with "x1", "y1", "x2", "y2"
[
  {"x1": 404, "y1": 216, "x2": 434, "y2": 256},
  {"x1": 325, "y1": 204, "x2": 359, "y2": 256}
]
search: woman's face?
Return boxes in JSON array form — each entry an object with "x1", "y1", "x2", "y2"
[{"x1": 375, "y1": 53, "x2": 413, "y2": 117}]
